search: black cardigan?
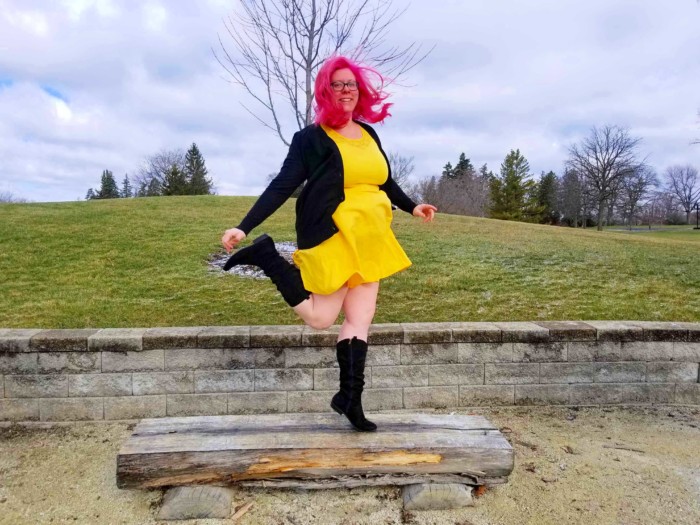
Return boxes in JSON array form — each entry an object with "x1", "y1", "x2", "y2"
[{"x1": 236, "y1": 122, "x2": 418, "y2": 250}]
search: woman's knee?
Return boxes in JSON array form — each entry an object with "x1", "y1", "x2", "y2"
[{"x1": 305, "y1": 312, "x2": 337, "y2": 331}]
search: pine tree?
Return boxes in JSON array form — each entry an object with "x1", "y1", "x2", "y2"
[
  {"x1": 489, "y1": 149, "x2": 541, "y2": 222},
  {"x1": 441, "y1": 162, "x2": 453, "y2": 181},
  {"x1": 120, "y1": 175, "x2": 133, "y2": 198},
  {"x1": 85, "y1": 188, "x2": 96, "y2": 200},
  {"x1": 452, "y1": 153, "x2": 474, "y2": 180},
  {"x1": 536, "y1": 171, "x2": 559, "y2": 224},
  {"x1": 97, "y1": 170, "x2": 120, "y2": 199},
  {"x1": 185, "y1": 143, "x2": 213, "y2": 195},
  {"x1": 162, "y1": 164, "x2": 188, "y2": 195}
]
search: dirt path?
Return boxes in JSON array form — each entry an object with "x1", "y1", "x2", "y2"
[{"x1": 0, "y1": 406, "x2": 698, "y2": 525}]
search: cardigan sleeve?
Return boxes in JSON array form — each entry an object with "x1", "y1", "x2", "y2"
[
  {"x1": 236, "y1": 131, "x2": 307, "y2": 235},
  {"x1": 380, "y1": 177, "x2": 418, "y2": 215}
]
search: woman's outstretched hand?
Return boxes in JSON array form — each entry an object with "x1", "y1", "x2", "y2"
[
  {"x1": 412, "y1": 204, "x2": 437, "y2": 223},
  {"x1": 221, "y1": 228, "x2": 247, "y2": 253}
]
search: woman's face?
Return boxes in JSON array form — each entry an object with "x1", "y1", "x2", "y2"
[{"x1": 330, "y1": 68, "x2": 358, "y2": 115}]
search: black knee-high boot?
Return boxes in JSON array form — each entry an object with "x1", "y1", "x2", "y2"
[
  {"x1": 224, "y1": 234, "x2": 310, "y2": 307},
  {"x1": 331, "y1": 337, "x2": 377, "y2": 432}
]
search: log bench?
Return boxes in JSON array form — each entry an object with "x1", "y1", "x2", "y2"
[{"x1": 117, "y1": 413, "x2": 514, "y2": 492}]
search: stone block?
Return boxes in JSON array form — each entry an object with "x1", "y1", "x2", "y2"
[
  {"x1": 363, "y1": 388, "x2": 403, "y2": 410},
  {"x1": 540, "y1": 363, "x2": 596, "y2": 383},
  {"x1": 132, "y1": 371, "x2": 194, "y2": 395},
  {"x1": 513, "y1": 342, "x2": 566, "y2": 362},
  {"x1": 403, "y1": 483, "x2": 473, "y2": 511},
  {"x1": 630, "y1": 321, "x2": 689, "y2": 342},
  {"x1": 88, "y1": 328, "x2": 145, "y2": 352},
  {"x1": 38, "y1": 352, "x2": 101, "y2": 374},
  {"x1": 673, "y1": 342, "x2": 700, "y2": 361},
  {"x1": 0, "y1": 352, "x2": 38, "y2": 374},
  {"x1": 401, "y1": 343, "x2": 458, "y2": 365},
  {"x1": 254, "y1": 348, "x2": 285, "y2": 368},
  {"x1": 568, "y1": 341, "x2": 673, "y2": 362},
  {"x1": 5, "y1": 375, "x2": 68, "y2": 398},
  {"x1": 679, "y1": 323, "x2": 700, "y2": 342},
  {"x1": 165, "y1": 348, "x2": 254, "y2": 370},
  {"x1": 366, "y1": 345, "x2": 401, "y2": 366},
  {"x1": 0, "y1": 399, "x2": 40, "y2": 421},
  {"x1": 0, "y1": 329, "x2": 41, "y2": 352},
  {"x1": 104, "y1": 395, "x2": 166, "y2": 420},
  {"x1": 403, "y1": 386, "x2": 458, "y2": 409},
  {"x1": 584, "y1": 321, "x2": 643, "y2": 342},
  {"x1": 646, "y1": 362, "x2": 698, "y2": 383},
  {"x1": 40, "y1": 398, "x2": 103, "y2": 421},
  {"x1": 250, "y1": 325, "x2": 303, "y2": 347},
  {"x1": 102, "y1": 349, "x2": 164, "y2": 372},
  {"x1": 228, "y1": 392, "x2": 287, "y2": 414},
  {"x1": 594, "y1": 362, "x2": 646, "y2": 383},
  {"x1": 194, "y1": 370, "x2": 254, "y2": 393},
  {"x1": 30, "y1": 329, "x2": 98, "y2": 352},
  {"x1": 401, "y1": 323, "x2": 452, "y2": 344},
  {"x1": 485, "y1": 363, "x2": 539, "y2": 384},
  {"x1": 569, "y1": 383, "x2": 675, "y2": 405},
  {"x1": 458, "y1": 342, "x2": 513, "y2": 363},
  {"x1": 68, "y1": 373, "x2": 132, "y2": 397},
  {"x1": 534, "y1": 321, "x2": 596, "y2": 341},
  {"x1": 254, "y1": 369, "x2": 313, "y2": 391},
  {"x1": 675, "y1": 384, "x2": 700, "y2": 405},
  {"x1": 157, "y1": 486, "x2": 233, "y2": 520},
  {"x1": 314, "y1": 368, "x2": 341, "y2": 391},
  {"x1": 370, "y1": 366, "x2": 429, "y2": 388},
  {"x1": 428, "y1": 364, "x2": 483, "y2": 386},
  {"x1": 166, "y1": 394, "x2": 228, "y2": 416},
  {"x1": 287, "y1": 390, "x2": 334, "y2": 413},
  {"x1": 301, "y1": 325, "x2": 340, "y2": 346},
  {"x1": 143, "y1": 327, "x2": 203, "y2": 350},
  {"x1": 367, "y1": 324, "x2": 404, "y2": 345},
  {"x1": 495, "y1": 322, "x2": 549, "y2": 343},
  {"x1": 459, "y1": 385, "x2": 515, "y2": 406},
  {"x1": 449, "y1": 322, "x2": 502, "y2": 343},
  {"x1": 515, "y1": 385, "x2": 570, "y2": 405},
  {"x1": 285, "y1": 346, "x2": 337, "y2": 368},
  {"x1": 197, "y1": 326, "x2": 249, "y2": 348}
]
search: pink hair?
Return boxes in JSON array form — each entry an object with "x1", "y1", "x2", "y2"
[{"x1": 313, "y1": 55, "x2": 392, "y2": 128}]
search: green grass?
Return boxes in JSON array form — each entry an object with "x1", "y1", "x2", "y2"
[
  {"x1": 606, "y1": 226, "x2": 700, "y2": 243},
  {"x1": 1, "y1": 196, "x2": 699, "y2": 328}
]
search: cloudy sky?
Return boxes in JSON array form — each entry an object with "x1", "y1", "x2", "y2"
[{"x1": 1, "y1": 0, "x2": 699, "y2": 202}]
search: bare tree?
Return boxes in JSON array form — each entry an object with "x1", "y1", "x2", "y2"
[
  {"x1": 133, "y1": 149, "x2": 186, "y2": 197},
  {"x1": 215, "y1": 0, "x2": 431, "y2": 146},
  {"x1": 567, "y1": 125, "x2": 645, "y2": 231},
  {"x1": 619, "y1": 165, "x2": 658, "y2": 229},
  {"x1": 387, "y1": 152, "x2": 414, "y2": 188},
  {"x1": 665, "y1": 164, "x2": 699, "y2": 224},
  {"x1": 0, "y1": 192, "x2": 28, "y2": 203}
]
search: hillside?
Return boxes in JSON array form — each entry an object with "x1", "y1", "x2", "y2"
[{"x1": 1, "y1": 196, "x2": 698, "y2": 328}]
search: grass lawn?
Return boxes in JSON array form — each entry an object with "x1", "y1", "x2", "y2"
[{"x1": 1, "y1": 196, "x2": 698, "y2": 328}]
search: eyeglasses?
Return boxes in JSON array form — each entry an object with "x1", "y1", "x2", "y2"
[{"x1": 330, "y1": 81, "x2": 359, "y2": 92}]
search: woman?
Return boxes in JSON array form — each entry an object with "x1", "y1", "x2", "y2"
[{"x1": 221, "y1": 55, "x2": 436, "y2": 432}]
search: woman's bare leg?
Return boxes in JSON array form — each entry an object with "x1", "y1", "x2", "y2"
[
  {"x1": 293, "y1": 286, "x2": 349, "y2": 330},
  {"x1": 337, "y1": 282, "x2": 379, "y2": 342}
]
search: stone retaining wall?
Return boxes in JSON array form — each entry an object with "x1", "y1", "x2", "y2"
[{"x1": 1, "y1": 321, "x2": 699, "y2": 422}]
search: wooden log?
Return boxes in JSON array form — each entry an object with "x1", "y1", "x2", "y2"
[{"x1": 116, "y1": 413, "x2": 513, "y2": 490}]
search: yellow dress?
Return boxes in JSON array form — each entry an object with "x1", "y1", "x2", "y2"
[{"x1": 292, "y1": 125, "x2": 412, "y2": 295}]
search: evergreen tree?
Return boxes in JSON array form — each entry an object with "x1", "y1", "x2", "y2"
[
  {"x1": 120, "y1": 175, "x2": 133, "y2": 198},
  {"x1": 536, "y1": 171, "x2": 559, "y2": 224},
  {"x1": 85, "y1": 188, "x2": 96, "y2": 200},
  {"x1": 441, "y1": 162, "x2": 453, "y2": 181},
  {"x1": 97, "y1": 169, "x2": 120, "y2": 199},
  {"x1": 162, "y1": 164, "x2": 188, "y2": 195},
  {"x1": 489, "y1": 149, "x2": 542, "y2": 222},
  {"x1": 185, "y1": 143, "x2": 213, "y2": 195},
  {"x1": 452, "y1": 153, "x2": 474, "y2": 180}
]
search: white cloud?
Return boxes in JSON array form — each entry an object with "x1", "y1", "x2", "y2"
[{"x1": 0, "y1": 0, "x2": 698, "y2": 203}]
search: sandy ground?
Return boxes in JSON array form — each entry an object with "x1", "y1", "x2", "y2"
[{"x1": 0, "y1": 406, "x2": 698, "y2": 525}]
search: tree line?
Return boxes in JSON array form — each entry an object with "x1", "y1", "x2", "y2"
[
  {"x1": 406, "y1": 125, "x2": 699, "y2": 229},
  {"x1": 85, "y1": 143, "x2": 214, "y2": 200}
]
